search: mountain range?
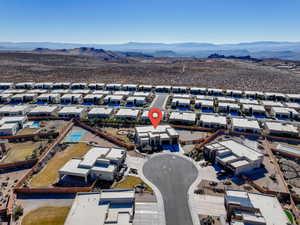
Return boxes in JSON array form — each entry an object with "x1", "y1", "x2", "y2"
[{"x1": 1, "y1": 41, "x2": 300, "y2": 60}]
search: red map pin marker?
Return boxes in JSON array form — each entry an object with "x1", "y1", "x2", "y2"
[{"x1": 148, "y1": 108, "x2": 162, "y2": 129}]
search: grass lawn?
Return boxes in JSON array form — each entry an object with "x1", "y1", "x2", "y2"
[
  {"x1": 113, "y1": 176, "x2": 153, "y2": 192},
  {"x1": 30, "y1": 143, "x2": 91, "y2": 187},
  {"x1": 284, "y1": 209, "x2": 295, "y2": 224},
  {"x1": 102, "y1": 127, "x2": 133, "y2": 144},
  {"x1": 21, "y1": 206, "x2": 70, "y2": 225},
  {"x1": 0, "y1": 141, "x2": 45, "y2": 164},
  {"x1": 17, "y1": 128, "x2": 40, "y2": 135}
]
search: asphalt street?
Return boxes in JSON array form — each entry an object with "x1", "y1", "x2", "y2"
[
  {"x1": 150, "y1": 94, "x2": 169, "y2": 109},
  {"x1": 143, "y1": 154, "x2": 198, "y2": 225}
]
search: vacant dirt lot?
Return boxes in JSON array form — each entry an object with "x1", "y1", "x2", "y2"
[{"x1": 0, "y1": 51, "x2": 299, "y2": 93}]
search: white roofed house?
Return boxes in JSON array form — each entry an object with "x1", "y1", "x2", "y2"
[
  {"x1": 172, "y1": 94, "x2": 191, "y2": 99},
  {"x1": 83, "y1": 94, "x2": 103, "y2": 104},
  {"x1": 207, "y1": 88, "x2": 224, "y2": 96},
  {"x1": 203, "y1": 139, "x2": 263, "y2": 175},
  {"x1": 140, "y1": 110, "x2": 165, "y2": 122},
  {"x1": 271, "y1": 107, "x2": 300, "y2": 120},
  {"x1": 238, "y1": 98, "x2": 259, "y2": 105},
  {"x1": 284, "y1": 102, "x2": 300, "y2": 110},
  {"x1": 61, "y1": 94, "x2": 83, "y2": 104},
  {"x1": 169, "y1": 112, "x2": 196, "y2": 125},
  {"x1": 0, "y1": 116, "x2": 27, "y2": 129},
  {"x1": 63, "y1": 189, "x2": 135, "y2": 225},
  {"x1": 58, "y1": 107, "x2": 85, "y2": 119},
  {"x1": 126, "y1": 96, "x2": 146, "y2": 106},
  {"x1": 88, "y1": 83, "x2": 105, "y2": 90},
  {"x1": 11, "y1": 93, "x2": 37, "y2": 103},
  {"x1": 106, "y1": 83, "x2": 122, "y2": 91},
  {"x1": 133, "y1": 92, "x2": 151, "y2": 98},
  {"x1": 244, "y1": 91, "x2": 264, "y2": 99},
  {"x1": 27, "y1": 89, "x2": 48, "y2": 94},
  {"x1": 264, "y1": 92, "x2": 287, "y2": 101},
  {"x1": 190, "y1": 87, "x2": 207, "y2": 95},
  {"x1": 155, "y1": 85, "x2": 171, "y2": 93},
  {"x1": 195, "y1": 100, "x2": 214, "y2": 112},
  {"x1": 225, "y1": 190, "x2": 289, "y2": 225},
  {"x1": 88, "y1": 107, "x2": 114, "y2": 119},
  {"x1": 226, "y1": 89, "x2": 243, "y2": 98},
  {"x1": 0, "y1": 105, "x2": 31, "y2": 116},
  {"x1": 172, "y1": 86, "x2": 188, "y2": 93},
  {"x1": 138, "y1": 84, "x2": 152, "y2": 92},
  {"x1": 37, "y1": 93, "x2": 60, "y2": 104},
  {"x1": 0, "y1": 82, "x2": 13, "y2": 90},
  {"x1": 0, "y1": 123, "x2": 18, "y2": 136},
  {"x1": 286, "y1": 93, "x2": 300, "y2": 102},
  {"x1": 103, "y1": 95, "x2": 124, "y2": 105},
  {"x1": 216, "y1": 96, "x2": 236, "y2": 103},
  {"x1": 15, "y1": 82, "x2": 34, "y2": 89},
  {"x1": 199, "y1": 114, "x2": 227, "y2": 129},
  {"x1": 218, "y1": 102, "x2": 240, "y2": 115},
  {"x1": 34, "y1": 82, "x2": 53, "y2": 89},
  {"x1": 231, "y1": 118, "x2": 261, "y2": 133},
  {"x1": 71, "y1": 89, "x2": 91, "y2": 95},
  {"x1": 2, "y1": 89, "x2": 26, "y2": 94},
  {"x1": 135, "y1": 125, "x2": 179, "y2": 150},
  {"x1": 122, "y1": 84, "x2": 138, "y2": 91},
  {"x1": 93, "y1": 90, "x2": 110, "y2": 95},
  {"x1": 52, "y1": 89, "x2": 70, "y2": 94},
  {"x1": 265, "y1": 121, "x2": 299, "y2": 137},
  {"x1": 59, "y1": 147, "x2": 126, "y2": 183},
  {"x1": 52, "y1": 82, "x2": 71, "y2": 89},
  {"x1": 0, "y1": 94, "x2": 12, "y2": 103},
  {"x1": 28, "y1": 106, "x2": 58, "y2": 117},
  {"x1": 171, "y1": 98, "x2": 191, "y2": 109},
  {"x1": 115, "y1": 109, "x2": 140, "y2": 120},
  {"x1": 242, "y1": 104, "x2": 266, "y2": 117},
  {"x1": 71, "y1": 82, "x2": 87, "y2": 89}
]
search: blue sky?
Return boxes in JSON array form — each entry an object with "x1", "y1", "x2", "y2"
[{"x1": 0, "y1": 0, "x2": 299, "y2": 44}]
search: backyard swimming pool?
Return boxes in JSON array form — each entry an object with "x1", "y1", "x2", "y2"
[{"x1": 65, "y1": 130, "x2": 87, "y2": 142}]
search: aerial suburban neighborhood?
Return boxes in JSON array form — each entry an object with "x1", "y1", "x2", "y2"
[
  {"x1": 0, "y1": 82, "x2": 299, "y2": 225},
  {"x1": 1, "y1": 1, "x2": 300, "y2": 225}
]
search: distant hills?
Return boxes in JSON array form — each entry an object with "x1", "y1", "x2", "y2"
[
  {"x1": 32, "y1": 47, "x2": 153, "y2": 62},
  {"x1": 1, "y1": 41, "x2": 300, "y2": 60}
]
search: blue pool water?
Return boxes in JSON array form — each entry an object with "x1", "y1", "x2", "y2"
[
  {"x1": 202, "y1": 109, "x2": 213, "y2": 113},
  {"x1": 108, "y1": 103, "x2": 120, "y2": 107},
  {"x1": 31, "y1": 121, "x2": 41, "y2": 128},
  {"x1": 176, "y1": 107, "x2": 189, "y2": 111},
  {"x1": 65, "y1": 130, "x2": 87, "y2": 142},
  {"x1": 162, "y1": 144, "x2": 180, "y2": 152},
  {"x1": 253, "y1": 114, "x2": 266, "y2": 119}
]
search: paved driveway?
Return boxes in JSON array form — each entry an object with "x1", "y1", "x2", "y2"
[{"x1": 143, "y1": 154, "x2": 198, "y2": 225}]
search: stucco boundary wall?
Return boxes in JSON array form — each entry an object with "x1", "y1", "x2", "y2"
[
  {"x1": 0, "y1": 159, "x2": 38, "y2": 170},
  {"x1": 14, "y1": 187, "x2": 92, "y2": 194},
  {"x1": 74, "y1": 119, "x2": 135, "y2": 150},
  {"x1": 0, "y1": 131, "x2": 59, "y2": 141}
]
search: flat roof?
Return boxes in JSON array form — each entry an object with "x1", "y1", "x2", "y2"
[
  {"x1": 64, "y1": 190, "x2": 134, "y2": 225},
  {"x1": 265, "y1": 122, "x2": 298, "y2": 133},
  {"x1": 88, "y1": 107, "x2": 113, "y2": 115},
  {"x1": 219, "y1": 139, "x2": 263, "y2": 161},
  {"x1": 116, "y1": 108, "x2": 139, "y2": 117},
  {"x1": 232, "y1": 118, "x2": 260, "y2": 130},
  {"x1": 29, "y1": 105, "x2": 58, "y2": 113},
  {"x1": 261, "y1": 100, "x2": 283, "y2": 107},
  {"x1": 200, "y1": 114, "x2": 227, "y2": 125},
  {"x1": 169, "y1": 112, "x2": 196, "y2": 122},
  {"x1": 58, "y1": 107, "x2": 85, "y2": 114}
]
